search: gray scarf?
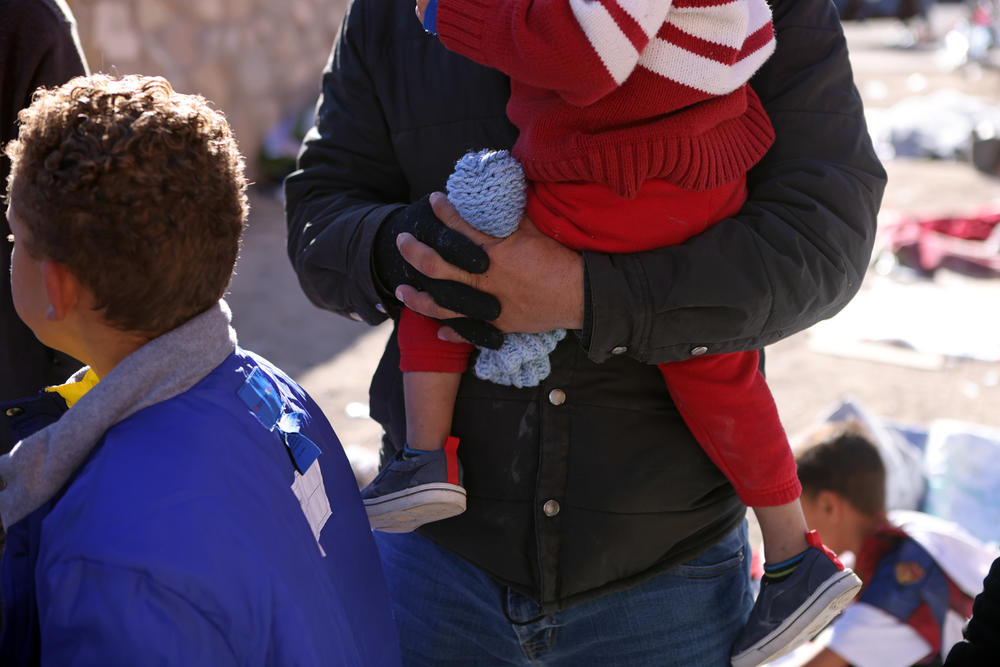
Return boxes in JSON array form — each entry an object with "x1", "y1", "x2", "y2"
[{"x1": 0, "y1": 300, "x2": 237, "y2": 532}]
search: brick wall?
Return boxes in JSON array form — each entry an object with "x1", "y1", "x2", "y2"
[{"x1": 66, "y1": 0, "x2": 349, "y2": 179}]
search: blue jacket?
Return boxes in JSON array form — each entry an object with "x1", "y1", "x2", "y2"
[{"x1": 1, "y1": 349, "x2": 400, "y2": 666}]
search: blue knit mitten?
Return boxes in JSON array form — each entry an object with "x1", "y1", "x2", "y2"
[{"x1": 446, "y1": 150, "x2": 567, "y2": 388}]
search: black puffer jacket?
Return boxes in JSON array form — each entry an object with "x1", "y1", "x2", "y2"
[
  {"x1": 945, "y1": 555, "x2": 1000, "y2": 665},
  {"x1": 285, "y1": 0, "x2": 885, "y2": 611}
]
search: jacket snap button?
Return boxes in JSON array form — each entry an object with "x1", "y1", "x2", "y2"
[
  {"x1": 543, "y1": 499, "x2": 560, "y2": 517},
  {"x1": 547, "y1": 389, "x2": 566, "y2": 406},
  {"x1": 610, "y1": 345, "x2": 628, "y2": 356},
  {"x1": 690, "y1": 346, "x2": 709, "y2": 357},
  {"x1": 5, "y1": 407, "x2": 24, "y2": 417}
]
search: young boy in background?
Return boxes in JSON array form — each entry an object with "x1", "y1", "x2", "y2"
[
  {"x1": 0, "y1": 74, "x2": 400, "y2": 666},
  {"x1": 792, "y1": 421, "x2": 997, "y2": 667}
]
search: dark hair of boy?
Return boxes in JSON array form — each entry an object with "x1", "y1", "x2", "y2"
[
  {"x1": 796, "y1": 420, "x2": 887, "y2": 517},
  {"x1": 5, "y1": 74, "x2": 248, "y2": 337}
]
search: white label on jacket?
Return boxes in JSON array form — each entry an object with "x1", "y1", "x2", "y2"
[{"x1": 291, "y1": 461, "x2": 331, "y2": 557}]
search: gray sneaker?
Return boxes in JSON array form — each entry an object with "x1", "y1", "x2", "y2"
[
  {"x1": 360, "y1": 437, "x2": 466, "y2": 533},
  {"x1": 730, "y1": 531, "x2": 862, "y2": 667}
]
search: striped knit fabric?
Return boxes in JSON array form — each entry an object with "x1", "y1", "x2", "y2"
[{"x1": 434, "y1": 0, "x2": 776, "y2": 197}]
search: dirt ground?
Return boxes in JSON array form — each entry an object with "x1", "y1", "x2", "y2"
[
  {"x1": 767, "y1": 10, "x2": 1000, "y2": 439},
  {"x1": 227, "y1": 7, "x2": 1000, "y2": 466}
]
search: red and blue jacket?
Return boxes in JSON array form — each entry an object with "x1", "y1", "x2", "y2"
[{"x1": 856, "y1": 525, "x2": 975, "y2": 665}]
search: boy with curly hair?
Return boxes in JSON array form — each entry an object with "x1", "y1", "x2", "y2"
[{"x1": 0, "y1": 74, "x2": 399, "y2": 666}]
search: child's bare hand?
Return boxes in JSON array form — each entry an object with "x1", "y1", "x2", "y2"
[{"x1": 415, "y1": 0, "x2": 430, "y2": 22}]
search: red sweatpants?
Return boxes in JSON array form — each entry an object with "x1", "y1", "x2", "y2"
[{"x1": 398, "y1": 176, "x2": 801, "y2": 507}]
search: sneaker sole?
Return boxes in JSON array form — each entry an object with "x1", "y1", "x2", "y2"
[
  {"x1": 730, "y1": 569, "x2": 862, "y2": 667},
  {"x1": 363, "y1": 483, "x2": 467, "y2": 533}
]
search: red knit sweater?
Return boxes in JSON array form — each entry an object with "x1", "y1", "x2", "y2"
[{"x1": 434, "y1": 0, "x2": 777, "y2": 197}]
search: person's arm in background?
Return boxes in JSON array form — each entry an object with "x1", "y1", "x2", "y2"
[
  {"x1": 1, "y1": 0, "x2": 89, "y2": 450},
  {"x1": 287, "y1": 0, "x2": 884, "y2": 365},
  {"x1": 0, "y1": 0, "x2": 89, "y2": 141},
  {"x1": 945, "y1": 555, "x2": 1000, "y2": 665},
  {"x1": 284, "y1": 2, "x2": 500, "y2": 347},
  {"x1": 283, "y1": 3, "x2": 408, "y2": 327},
  {"x1": 1, "y1": 0, "x2": 89, "y2": 245}
]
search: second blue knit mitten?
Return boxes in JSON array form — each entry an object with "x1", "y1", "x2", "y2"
[{"x1": 445, "y1": 150, "x2": 566, "y2": 388}]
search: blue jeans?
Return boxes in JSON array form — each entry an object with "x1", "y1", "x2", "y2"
[{"x1": 374, "y1": 522, "x2": 753, "y2": 666}]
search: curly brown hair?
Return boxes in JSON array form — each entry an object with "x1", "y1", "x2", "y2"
[{"x1": 5, "y1": 74, "x2": 248, "y2": 336}]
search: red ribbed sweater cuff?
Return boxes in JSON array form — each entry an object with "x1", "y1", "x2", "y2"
[{"x1": 435, "y1": 0, "x2": 495, "y2": 65}]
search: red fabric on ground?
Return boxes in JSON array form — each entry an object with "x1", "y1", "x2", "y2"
[{"x1": 881, "y1": 206, "x2": 1000, "y2": 274}]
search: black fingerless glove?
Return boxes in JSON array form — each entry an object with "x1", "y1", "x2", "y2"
[{"x1": 372, "y1": 196, "x2": 504, "y2": 349}]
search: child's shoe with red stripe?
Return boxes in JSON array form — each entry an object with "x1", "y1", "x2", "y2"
[
  {"x1": 360, "y1": 436, "x2": 466, "y2": 532},
  {"x1": 730, "y1": 530, "x2": 862, "y2": 667}
]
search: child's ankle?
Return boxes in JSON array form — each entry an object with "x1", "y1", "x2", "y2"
[
  {"x1": 761, "y1": 549, "x2": 810, "y2": 583},
  {"x1": 761, "y1": 529, "x2": 810, "y2": 564},
  {"x1": 402, "y1": 442, "x2": 431, "y2": 458},
  {"x1": 402, "y1": 439, "x2": 448, "y2": 457}
]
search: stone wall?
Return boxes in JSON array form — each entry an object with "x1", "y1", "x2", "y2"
[{"x1": 66, "y1": 0, "x2": 349, "y2": 179}]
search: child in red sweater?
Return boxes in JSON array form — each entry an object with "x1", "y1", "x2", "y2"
[{"x1": 361, "y1": 2, "x2": 862, "y2": 663}]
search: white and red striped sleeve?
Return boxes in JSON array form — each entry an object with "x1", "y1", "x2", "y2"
[
  {"x1": 642, "y1": 0, "x2": 776, "y2": 96},
  {"x1": 434, "y1": 0, "x2": 673, "y2": 106},
  {"x1": 433, "y1": 0, "x2": 774, "y2": 107}
]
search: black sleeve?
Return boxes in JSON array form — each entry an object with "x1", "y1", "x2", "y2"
[
  {"x1": 284, "y1": 0, "x2": 407, "y2": 326},
  {"x1": 582, "y1": 0, "x2": 886, "y2": 364},
  {"x1": 0, "y1": 0, "x2": 88, "y2": 414},
  {"x1": 2, "y1": 0, "x2": 89, "y2": 211},
  {"x1": 945, "y1": 556, "x2": 1000, "y2": 666}
]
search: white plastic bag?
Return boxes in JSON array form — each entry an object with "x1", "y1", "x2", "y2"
[{"x1": 923, "y1": 419, "x2": 1000, "y2": 545}]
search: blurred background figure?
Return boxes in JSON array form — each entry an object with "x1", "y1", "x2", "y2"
[
  {"x1": 835, "y1": 0, "x2": 937, "y2": 21},
  {"x1": 1, "y1": 0, "x2": 88, "y2": 453},
  {"x1": 833, "y1": 0, "x2": 1000, "y2": 53},
  {"x1": 835, "y1": 0, "x2": 938, "y2": 44},
  {"x1": 767, "y1": 420, "x2": 997, "y2": 666}
]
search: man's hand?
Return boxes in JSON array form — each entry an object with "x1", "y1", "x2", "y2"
[
  {"x1": 395, "y1": 192, "x2": 585, "y2": 341},
  {"x1": 374, "y1": 196, "x2": 510, "y2": 349}
]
